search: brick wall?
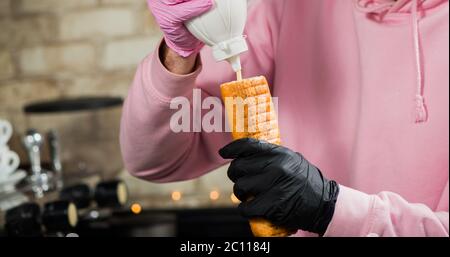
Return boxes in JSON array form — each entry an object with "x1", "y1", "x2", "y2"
[
  {"x1": 0, "y1": 0, "x2": 233, "y2": 203},
  {"x1": 0, "y1": 0, "x2": 161, "y2": 155}
]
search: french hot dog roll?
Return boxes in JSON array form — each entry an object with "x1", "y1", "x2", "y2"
[{"x1": 220, "y1": 76, "x2": 292, "y2": 237}]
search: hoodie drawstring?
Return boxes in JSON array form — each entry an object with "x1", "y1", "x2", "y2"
[
  {"x1": 354, "y1": 0, "x2": 428, "y2": 123},
  {"x1": 412, "y1": 0, "x2": 428, "y2": 123}
]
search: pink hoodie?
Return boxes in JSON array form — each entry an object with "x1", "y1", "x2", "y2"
[{"x1": 120, "y1": 0, "x2": 449, "y2": 236}]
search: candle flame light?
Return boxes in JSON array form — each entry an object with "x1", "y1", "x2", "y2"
[
  {"x1": 171, "y1": 191, "x2": 182, "y2": 201},
  {"x1": 131, "y1": 203, "x2": 142, "y2": 214},
  {"x1": 210, "y1": 190, "x2": 220, "y2": 201}
]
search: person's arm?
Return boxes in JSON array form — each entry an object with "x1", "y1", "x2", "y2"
[
  {"x1": 324, "y1": 183, "x2": 449, "y2": 237},
  {"x1": 120, "y1": 0, "x2": 284, "y2": 182}
]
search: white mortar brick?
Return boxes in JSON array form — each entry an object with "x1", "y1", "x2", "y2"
[
  {"x1": 0, "y1": 79, "x2": 60, "y2": 109},
  {"x1": 101, "y1": 36, "x2": 160, "y2": 70},
  {"x1": 101, "y1": 0, "x2": 137, "y2": 5},
  {"x1": 12, "y1": 16, "x2": 56, "y2": 47},
  {"x1": 0, "y1": 0, "x2": 10, "y2": 15},
  {"x1": 18, "y1": 0, "x2": 97, "y2": 13},
  {"x1": 59, "y1": 8, "x2": 135, "y2": 40},
  {"x1": 0, "y1": 20, "x2": 11, "y2": 47},
  {"x1": 19, "y1": 44, "x2": 95, "y2": 76},
  {"x1": 59, "y1": 72, "x2": 133, "y2": 98},
  {"x1": 0, "y1": 17, "x2": 57, "y2": 48},
  {"x1": 0, "y1": 50, "x2": 14, "y2": 80}
]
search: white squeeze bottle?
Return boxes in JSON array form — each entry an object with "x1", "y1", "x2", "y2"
[
  {"x1": 187, "y1": 0, "x2": 291, "y2": 238},
  {"x1": 186, "y1": 0, "x2": 248, "y2": 80}
]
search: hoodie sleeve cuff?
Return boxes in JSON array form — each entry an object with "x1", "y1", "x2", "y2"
[
  {"x1": 143, "y1": 40, "x2": 202, "y2": 104},
  {"x1": 323, "y1": 185, "x2": 376, "y2": 237}
]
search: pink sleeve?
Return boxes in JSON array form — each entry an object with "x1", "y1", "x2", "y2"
[
  {"x1": 324, "y1": 184, "x2": 449, "y2": 237},
  {"x1": 120, "y1": 0, "x2": 283, "y2": 183}
]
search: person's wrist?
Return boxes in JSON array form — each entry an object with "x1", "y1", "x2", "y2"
[{"x1": 159, "y1": 40, "x2": 198, "y2": 75}]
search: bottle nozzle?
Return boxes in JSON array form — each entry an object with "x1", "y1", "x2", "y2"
[{"x1": 227, "y1": 55, "x2": 242, "y2": 73}]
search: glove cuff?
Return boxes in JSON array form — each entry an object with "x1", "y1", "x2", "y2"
[
  {"x1": 314, "y1": 180, "x2": 340, "y2": 236},
  {"x1": 164, "y1": 37, "x2": 204, "y2": 58}
]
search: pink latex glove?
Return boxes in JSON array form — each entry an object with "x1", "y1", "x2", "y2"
[{"x1": 147, "y1": 0, "x2": 213, "y2": 57}]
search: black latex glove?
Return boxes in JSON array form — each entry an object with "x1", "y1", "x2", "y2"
[{"x1": 219, "y1": 138, "x2": 340, "y2": 235}]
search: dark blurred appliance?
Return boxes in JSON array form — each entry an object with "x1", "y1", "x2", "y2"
[{"x1": 23, "y1": 97, "x2": 123, "y2": 186}]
